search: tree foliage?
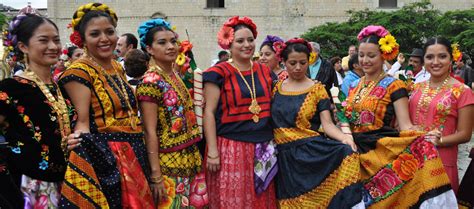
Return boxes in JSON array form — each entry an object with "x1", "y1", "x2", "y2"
[
  {"x1": 302, "y1": 1, "x2": 473, "y2": 59},
  {"x1": 0, "y1": 12, "x2": 6, "y2": 29}
]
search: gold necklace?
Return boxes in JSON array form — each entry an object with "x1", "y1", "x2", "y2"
[
  {"x1": 414, "y1": 76, "x2": 450, "y2": 129},
  {"x1": 353, "y1": 72, "x2": 385, "y2": 104},
  {"x1": 86, "y1": 55, "x2": 138, "y2": 130},
  {"x1": 230, "y1": 61, "x2": 261, "y2": 123},
  {"x1": 23, "y1": 70, "x2": 71, "y2": 159}
]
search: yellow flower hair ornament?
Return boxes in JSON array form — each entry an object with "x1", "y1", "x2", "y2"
[
  {"x1": 309, "y1": 52, "x2": 317, "y2": 65},
  {"x1": 452, "y1": 43, "x2": 462, "y2": 62},
  {"x1": 378, "y1": 34, "x2": 399, "y2": 61}
]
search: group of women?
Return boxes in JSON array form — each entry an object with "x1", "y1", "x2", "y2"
[{"x1": 0, "y1": 2, "x2": 472, "y2": 209}]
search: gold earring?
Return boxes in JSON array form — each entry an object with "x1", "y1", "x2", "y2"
[{"x1": 23, "y1": 53, "x2": 29, "y2": 70}]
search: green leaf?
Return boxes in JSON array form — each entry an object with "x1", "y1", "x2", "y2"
[{"x1": 338, "y1": 90, "x2": 347, "y2": 103}]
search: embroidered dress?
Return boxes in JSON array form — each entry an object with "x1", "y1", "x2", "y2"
[
  {"x1": 57, "y1": 58, "x2": 154, "y2": 208},
  {"x1": 409, "y1": 81, "x2": 474, "y2": 193},
  {"x1": 272, "y1": 82, "x2": 362, "y2": 208},
  {"x1": 203, "y1": 61, "x2": 277, "y2": 208},
  {"x1": 346, "y1": 76, "x2": 457, "y2": 208},
  {"x1": 0, "y1": 77, "x2": 74, "y2": 208},
  {"x1": 136, "y1": 67, "x2": 208, "y2": 208},
  {"x1": 277, "y1": 70, "x2": 288, "y2": 81}
]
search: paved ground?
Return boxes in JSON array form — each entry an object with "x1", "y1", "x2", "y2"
[{"x1": 458, "y1": 137, "x2": 473, "y2": 180}]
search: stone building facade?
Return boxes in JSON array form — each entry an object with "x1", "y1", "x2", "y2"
[{"x1": 48, "y1": 0, "x2": 473, "y2": 68}]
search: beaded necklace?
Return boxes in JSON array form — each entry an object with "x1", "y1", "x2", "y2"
[
  {"x1": 353, "y1": 72, "x2": 386, "y2": 104},
  {"x1": 414, "y1": 76, "x2": 450, "y2": 130},
  {"x1": 148, "y1": 63, "x2": 193, "y2": 109}
]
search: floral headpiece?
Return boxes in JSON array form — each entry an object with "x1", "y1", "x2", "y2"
[
  {"x1": 3, "y1": 10, "x2": 39, "y2": 57},
  {"x1": 276, "y1": 38, "x2": 317, "y2": 64},
  {"x1": 358, "y1": 25, "x2": 399, "y2": 61},
  {"x1": 69, "y1": 3, "x2": 118, "y2": 48},
  {"x1": 217, "y1": 16, "x2": 258, "y2": 50},
  {"x1": 137, "y1": 18, "x2": 174, "y2": 49},
  {"x1": 451, "y1": 43, "x2": 462, "y2": 62}
]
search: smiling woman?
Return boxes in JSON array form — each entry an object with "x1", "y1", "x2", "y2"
[
  {"x1": 0, "y1": 12, "x2": 75, "y2": 208},
  {"x1": 57, "y1": 3, "x2": 154, "y2": 208}
]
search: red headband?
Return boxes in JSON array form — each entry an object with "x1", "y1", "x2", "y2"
[{"x1": 217, "y1": 16, "x2": 258, "y2": 49}]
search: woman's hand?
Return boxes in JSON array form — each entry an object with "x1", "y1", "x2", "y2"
[
  {"x1": 425, "y1": 129, "x2": 442, "y2": 146},
  {"x1": 150, "y1": 181, "x2": 167, "y2": 205},
  {"x1": 67, "y1": 131, "x2": 87, "y2": 150},
  {"x1": 206, "y1": 150, "x2": 220, "y2": 172},
  {"x1": 342, "y1": 135, "x2": 358, "y2": 152}
]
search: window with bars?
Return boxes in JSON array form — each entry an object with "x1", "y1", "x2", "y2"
[
  {"x1": 207, "y1": 0, "x2": 225, "y2": 8},
  {"x1": 379, "y1": 0, "x2": 397, "y2": 8}
]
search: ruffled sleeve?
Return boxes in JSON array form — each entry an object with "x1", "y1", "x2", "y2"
[
  {"x1": 387, "y1": 79, "x2": 408, "y2": 102},
  {"x1": 136, "y1": 71, "x2": 162, "y2": 104},
  {"x1": 57, "y1": 64, "x2": 93, "y2": 89}
]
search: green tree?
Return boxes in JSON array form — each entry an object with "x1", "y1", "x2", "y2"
[
  {"x1": 0, "y1": 12, "x2": 7, "y2": 29},
  {"x1": 437, "y1": 8, "x2": 474, "y2": 57},
  {"x1": 302, "y1": 1, "x2": 441, "y2": 58}
]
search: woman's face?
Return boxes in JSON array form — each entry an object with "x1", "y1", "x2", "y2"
[
  {"x1": 19, "y1": 22, "x2": 61, "y2": 67},
  {"x1": 70, "y1": 48, "x2": 84, "y2": 62},
  {"x1": 259, "y1": 45, "x2": 278, "y2": 70},
  {"x1": 83, "y1": 16, "x2": 118, "y2": 62},
  {"x1": 146, "y1": 30, "x2": 178, "y2": 64},
  {"x1": 334, "y1": 60, "x2": 342, "y2": 72},
  {"x1": 284, "y1": 51, "x2": 309, "y2": 81},
  {"x1": 424, "y1": 44, "x2": 452, "y2": 78},
  {"x1": 229, "y1": 28, "x2": 255, "y2": 61},
  {"x1": 358, "y1": 42, "x2": 384, "y2": 76}
]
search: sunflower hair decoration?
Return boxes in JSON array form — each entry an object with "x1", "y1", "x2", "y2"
[
  {"x1": 358, "y1": 25, "x2": 399, "y2": 61},
  {"x1": 69, "y1": 3, "x2": 118, "y2": 48},
  {"x1": 451, "y1": 43, "x2": 462, "y2": 62},
  {"x1": 217, "y1": 16, "x2": 258, "y2": 50}
]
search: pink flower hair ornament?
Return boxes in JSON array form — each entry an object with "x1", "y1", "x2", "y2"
[
  {"x1": 358, "y1": 25, "x2": 399, "y2": 61},
  {"x1": 217, "y1": 16, "x2": 258, "y2": 49},
  {"x1": 275, "y1": 38, "x2": 313, "y2": 61}
]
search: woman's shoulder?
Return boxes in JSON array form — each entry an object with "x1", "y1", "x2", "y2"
[{"x1": 0, "y1": 77, "x2": 35, "y2": 93}]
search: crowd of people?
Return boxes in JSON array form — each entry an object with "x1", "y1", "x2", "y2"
[{"x1": 0, "y1": 2, "x2": 473, "y2": 209}]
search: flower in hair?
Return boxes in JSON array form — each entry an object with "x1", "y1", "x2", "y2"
[
  {"x1": 217, "y1": 16, "x2": 258, "y2": 49},
  {"x1": 262, "y1": 35, "x2": 284, "y2": 46},
  {"x1": 309, "y1": 52, "x2": 317, "y2": 65},
  {"x1": 273, "y1": 41, "x2": 286, "y2": 61},
  {"x1": 357, "y1": 25, "x2": 389, "y2": 41},
  {"x1": 176, "y1": 53, "x2": 186, "y2": 66},
  {"x1": 452, "y1": 43, "x2": 462, "y2": 62},
  {"x1": 217, "y1": 26, "x2": 234, "y2": 50},
  {"x1": 137, "y1": 18, "x2": 172, "y2": 49},
  {"x1": 378, "y1": 34, "x2": 398, "y2": 53},
  {"x1": 179, "y1": 40, "x2": 193, "y2": 54},
  {"x1": 69, "y1": 31, "x2": 83, "y2": 48}
]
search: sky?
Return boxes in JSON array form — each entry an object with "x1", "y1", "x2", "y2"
[{"x1": 1, "y1": 0, "x2": 47, "y2": 9}]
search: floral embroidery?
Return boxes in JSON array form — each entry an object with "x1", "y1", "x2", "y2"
[
  {"x1": 10, "y1": 141, "x2": 24, "y2": 154},
  {"x1": 359, "y1": 110, "x2": 375, "y2": 125},
  {"x1": 362, "y1": 137, "x2": 440, "y2": 206},
  {"x1": 370, "y1": 86, "x2": 387, "y2": 99},
  {"x1": 189, "y1": 172, "x2": 209, "y2": 208},
  {"x1": 410, "y1": 139, "x2": 437, "y2": 167},
  {"x1": 159, "y1": 176, "x2": 177, "y2": 209},
  {"x1": 392, "y1": 153, "x2": 418, "y2": 181},
  {"x1": 164, "y1": 89, "x2": 179, "y2": 107}
]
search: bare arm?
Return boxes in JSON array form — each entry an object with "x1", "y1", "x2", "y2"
[
  {"x1": 394, "y1": 97, "x2": 414, "y2": 131},
  {"x1": 140, "y1": 101, "x2": 161, "y2": 177},
  {"x1": 203, "y1": 82, "x2": 220, "y2": 171},
  {"x1": 63, "y1": 81, "x2": 91, "y2": 133},
  {"x1": 320, "y1": 110, "x2": 357, "y2": 151},
  {"x1": 63, "y1": 81, "x2": 91, "y2": 150}
]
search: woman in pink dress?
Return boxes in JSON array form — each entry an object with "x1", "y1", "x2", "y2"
[{"x1": 409, "y1": 37, "x2": 474, "y2": 193}]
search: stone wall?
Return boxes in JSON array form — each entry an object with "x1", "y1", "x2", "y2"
[{"x1": 48, "y1": 0, "x2": 473, "y2": 68}]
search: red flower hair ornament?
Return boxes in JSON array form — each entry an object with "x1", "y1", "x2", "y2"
[
  {"x1": 217, "y1": 16, "x2": 258, "y2": 50},
  {"x1": 275, "y1": 38, "x2": 313, "y2": 61}
]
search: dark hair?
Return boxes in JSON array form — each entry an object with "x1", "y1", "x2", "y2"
[
  {"x1": 281, "y1": 43, "x2": 311, "y2": 62},
  {"x1": 77, "y1": 10, "x2": 116, "y2": 42},
  {"x1": 12, "y1": 14, "x2": 58, "y2": 61},
  {"x1": 330, "y1": 56, "x2": 342, "y2": 66},
  {"x1": 423, "y1": 37, "x2": 452, "y2": 60},
  {"x1": 234, "y1": 24, "x2": 254, "y2": 37},
  {"x1": 124, "y1": 49, "x2": 149, "y2": 78},
  {"x1": 67, "y1": 45, "x2": 79, "y2": 58},
  {"x1": 348, "y1": 53, "x2": 359, "y2": 71},
  {"x1": 218, "y1": 50, "x2": 228, "y2": 59},
  {"x1": 360, "y1": 35, "x2": 380, "y2": 45},
  {"x1": 122, "y1": 33, "x2": 138, "y2": 49},
  {"x1": 260, "y1": 42, "x2": 273, "y2": 52},
  {"x1": 142, "y1": 26, "x2": 173, "y2": 51}
]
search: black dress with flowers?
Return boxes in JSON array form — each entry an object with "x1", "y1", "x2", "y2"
[{"x1": 0, "y1": 77, "x2": 74, "y2": 207}]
